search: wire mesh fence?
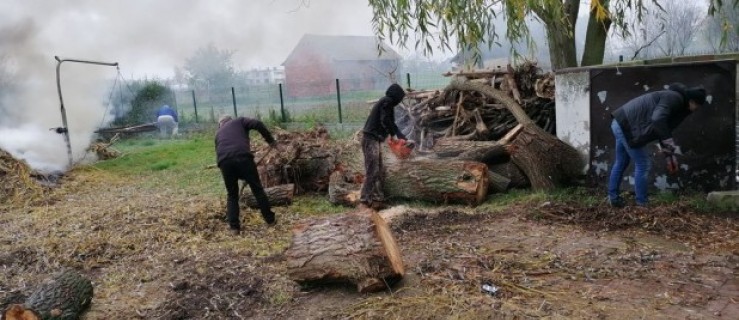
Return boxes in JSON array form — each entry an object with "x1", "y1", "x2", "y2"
[{"x1": 169, "y1": 72, "x2": 449, "y2": 129}]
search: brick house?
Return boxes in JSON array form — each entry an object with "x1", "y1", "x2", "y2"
[{"x1": 282, "y1": 34, "x2": 401, "y2": 97}]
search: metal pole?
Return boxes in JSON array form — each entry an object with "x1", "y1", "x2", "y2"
[
  {"x1": 231, "y1": 87, "x2": 238, "y2": 117},
  {"x1": 279, "y1": 83, "x2": 286, "y2": 122},
  {"x1": 55, "y1": 56, "x2": 118, "y2": 168},
  {"x1": 336, "y1": 78, "x2": 342, "y2": 124},
  {"x1": 191, "y1": 90, "x2": 199, "y2": 123}
]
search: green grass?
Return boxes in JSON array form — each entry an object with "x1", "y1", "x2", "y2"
[{"x1": 94, "y1": 135, "x2": 223, "y2": 195}]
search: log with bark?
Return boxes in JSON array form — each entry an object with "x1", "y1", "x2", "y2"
[
  {"x1": 240, "y1": 183, "x2": 295, "y2": 208},
  {"x1": 253, "y1": 126, "x2": 340, "y2": 194},
  {"x1": 3, "y1": 270, "x2": 93, "y2": 320},
  {"x1": 445, "y1": 79, "x2": 583, "y2": 190},
  {"x1": 284, "y1": 208, "x2": 404, "y2": 293},
  {"x1": 328, "y1": 159, "x2": 489, "y2": 206}
]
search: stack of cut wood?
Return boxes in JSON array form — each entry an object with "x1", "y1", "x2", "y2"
[
  {"x1": 401, "y1": 61, "x2": 582, "y2": 192},
  {"x1": 251, "y1": 126, "x2": 340, "y2": 195}
]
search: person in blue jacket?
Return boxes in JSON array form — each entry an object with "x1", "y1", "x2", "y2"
[
  {"x1": 156, "y1": 104, "x2": 178, "y2": 138},
  {"x1": 608, "y1": 83, "x2": 706, "y2": 208}
]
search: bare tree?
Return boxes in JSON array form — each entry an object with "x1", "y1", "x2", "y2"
[
  {"x1": 703, "y1": 0, "x2": 739, "y2": 52},
  {"x1": 654, "y1": 1, "x2": 704, "y2": 56},
  {"x1": 609, "y1": 1, "x2": 704, "y2": 60}
]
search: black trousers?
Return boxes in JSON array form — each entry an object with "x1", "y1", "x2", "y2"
[
  {"x1": 360, "y1": 136, "x2": 384, "y2": 204},
  {"x1": 219, "y1": 155, "x2": 272, "y2": 229}
]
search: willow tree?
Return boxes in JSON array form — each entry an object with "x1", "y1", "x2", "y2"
[{"x1": 368, "y1": 0, "x2": 737, "y2": 69}]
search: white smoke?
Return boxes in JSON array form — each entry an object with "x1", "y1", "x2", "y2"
[{"x1": 0, "y1": 18, "x2": 115, "y2": 173}]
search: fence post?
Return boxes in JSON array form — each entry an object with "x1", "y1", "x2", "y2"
[
  {"x1": 231, "y1": 87, "x2": 238, "y2": 117},
  {"x1": 171, "y1": 90, "x2": 178, "y2": 116},
  {"x1": 336, "y1": 79, "x2": 342, "y2": 124},
  {"x1": 406, "y1": 73, "x2": 411, "y2": 89},
  {"x1": 191, "y1": 90, "x2": 199, "y2": 123},
  {"x1": 279, "y1": 83, "x2": 286, "y2": 122}
]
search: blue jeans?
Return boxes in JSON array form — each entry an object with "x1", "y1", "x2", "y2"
[{"x1": 608, "y1": 120, "x2": 651, "y2": 206}]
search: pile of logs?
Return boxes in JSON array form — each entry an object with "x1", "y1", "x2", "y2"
[
  {"x1": 394, "y1": 61, "x2": 583, "y2": 192},
  {"x1": 271, "y1": 62, "x2": 584, "y2": 293}
]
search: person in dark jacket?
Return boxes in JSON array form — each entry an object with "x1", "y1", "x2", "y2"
[
  {"x1": 215, "y1": 115, "x2": 277, "y2": 234},
  {"x1": 359, "y1": 83, "x2": 408, "y2": 210},
  {"x1": 608, "y1": 83, "x2": 706, "y2": 207}
]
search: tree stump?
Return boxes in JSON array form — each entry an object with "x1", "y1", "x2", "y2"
[
  {"x1": 284, "y1": 208, "x2": 404, "y2": 293},
  {"x1": 3, "y1": 270, "x2": 93, "y2": 320},
  {"x1": 240, "y1": 184, "x2": 295, "y2": 208}
]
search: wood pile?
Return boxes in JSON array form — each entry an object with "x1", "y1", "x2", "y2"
[
  {"x1": 252, "y1": 126, "x2": 341, "y2": 194},
  {"x1": 396, "y1": 61, "x2": 583, "y2": 191},
  {"x1": 404, "y1": 62, "x2": 556, "y2": 145}
]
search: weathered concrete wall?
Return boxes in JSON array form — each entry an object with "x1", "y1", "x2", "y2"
[
  {"x1": 554, "y1": 71, "x2": 590, "y2": 173},
  {"x1": 556, "y1": 59, "x2": 737, "y2": 192}
]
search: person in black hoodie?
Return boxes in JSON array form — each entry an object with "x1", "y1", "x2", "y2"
[
  {"x1": 359, "y1": 83, "x2": 408, "y2": 210},
  {"x1": 215, "y1": 115, "x2": 277, "y2": 234},
  {"x1": 607, "y1": 83, "x2": 706, "y2": 208}
]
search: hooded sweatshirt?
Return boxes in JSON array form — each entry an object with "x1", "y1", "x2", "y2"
[
  {"x1": 362, "y1": 83, "x2": 406, "y2": 141},
  {"x1": 215, "y1": 117, "x2": 275, "y2": 166},
  {"x1": 611, "y1": 83, "x2": 694, "y2": 148}
]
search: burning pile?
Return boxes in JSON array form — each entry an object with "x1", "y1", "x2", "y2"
[{"x1": 0, "y1": 149, "x2": 45, "y2": 207}]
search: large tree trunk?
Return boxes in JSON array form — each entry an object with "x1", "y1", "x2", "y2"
[
  {"x1": 3, "y1": 270, "x2": 93, "y2": 320},
  {"x1": 284, "y1": 209, "x2": 404, "y2": 293},
  {"x1": 384, "y1": 160, "x2": 489, "y2": 205},
  {"x1": 328, "y1": 160, "x2": 489, "y2": 206},
  {"x1": 446, "y1": 79, "x2": 584, "y2": 191},
  {"x1": 581, "y1": 0, "x2": 613, "y2": 66},
  {"x1": 534, "y1": 0, "x2": 580, "y2": 69},
  {"x1": 241, "y1": 184, "x2": 295, "y2": 208}
]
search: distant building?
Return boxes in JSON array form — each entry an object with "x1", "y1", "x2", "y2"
[
  {"x1": 282, "y1": 34, "x2": 402, "y2": 97},
  {"x1": 243, "y1": 66, "x2": 285, "y2": 85}
]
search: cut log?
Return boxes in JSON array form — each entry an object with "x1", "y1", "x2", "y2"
[
  {"x1": 488, "y1": 170, "x2": 512, "y2": 193},
  {"x1": 489, "y1": 162, "x2": 530, "y2": 189},
  {"x1": 427, "y1": 124, "x2": 521, "y2": 163},
  {"x1": 384, "y1": 160, "x2": 488, "y2": 205},
  {"x1": 328, "y1": 170, "x2": 362, "y2": 207},
  {"x1": 3, "y1": 270, "x2": 93, "y2": 320},
  {"x1": 429, "y1": 140, "x2": 509, "y2": 163},
  {"x1": 446, "y1": 79, "x2": 584, "y2": 190},
  {"x1": 284, "y1": 209, "x2": 404, "y2": 293},
  {"x1": 327, "y1": 160, "x2": 489, "y2": 206},
  {"x1": 240, "y1": 184, "x2": 295, "y2": 208}
]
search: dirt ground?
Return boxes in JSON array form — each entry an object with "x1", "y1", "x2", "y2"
[{"x1": 1, "y1": 167, "x2": 737, "y2": 319}]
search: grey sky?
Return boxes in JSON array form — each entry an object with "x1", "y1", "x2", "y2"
[
  {"x1": 0, "y1": 0, "x2": 387, "y2": 78},
  {"x1": 0, "y1": 0, "x2": 441, "y2": 172}
]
